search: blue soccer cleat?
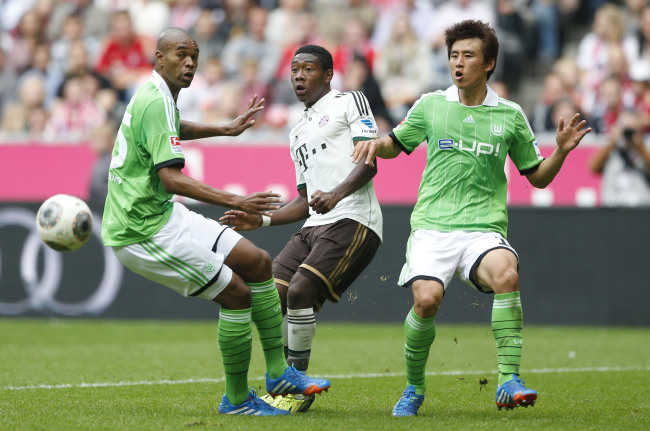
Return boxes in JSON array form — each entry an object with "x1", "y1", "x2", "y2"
[
  {"x1": 266, "y1": 365, "x2": 331, "y2": 397},
  {"x1": 218, "y1": 388, "x2": 291, "y2": 416},
  {"x1": 495, "y1": 375, "x2": 537, "y2": 410},
  {"x1": 392, "y1": 385, "x2": 425, "y2": 417}
]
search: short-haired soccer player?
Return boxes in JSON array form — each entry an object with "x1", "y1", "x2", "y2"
[
  {"x1": 102, "y1": 28, "x2": 330, "y2": 416},
  {"x1": 352, "y1": 20, "x2": 592, "y2": 416},
  {"x1": 220, "y1": 44, "x2": 383, "y2": 412}
]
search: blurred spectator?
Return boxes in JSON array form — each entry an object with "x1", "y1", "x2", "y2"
[
  {"x1": 0, "y1": 74, "x2": 46, "y2": 136},
  {"x1": 624, "y1": 4, "x2": 650, "y2": 67},
  {"x1": 629, "y1": 59, "x2": 650, "y2": 131},
  {"x1": 45, "y1": 74, "x2": 107, "y2": 140},
  {"x1": 374, "y1": 12, "x2": 432, "y2": 122},
  {"x1": 189, "y1": 8, "x2": 228, "y2": 64},
  {"x1": 589, "y1": 109, "x2": 650, "y2": 206},
  {"x1": 427, "y1": 0, "x2": 496, "y2": 89},
  {"x1": 218, "y1": 0, "x2": 253, "y2": 41},
  {"x1": 0, "y1": 47, "x2": 17, "y2": 118},
  {"x1": 591, "y1": 75, "x2": 625, "y2": 134},
  {"x1": 318, "y1": 0, "x2": 377, "y2": 47},
  {"x1": 7, "y1": 8, "x2": 46, "y2": 74},
  {"x1": 128, "y1": 0, "x2": 171, "y2": 43},
  {"x1": 532, "y1": 72, "x2": 566, "y2": 132},
  {"x1": 195, "y1": 57, "x2": 229, "y2": 115},
  {"x1": 20, "y1": 43, "x2": 63, "y2": 109},
  {"x1": 495, "y1": 0, "x2": 534, "y2": 91},
  {"x1": 47, "y1": 0, "x2": 109, "y2": 41},
  {"x1": 548, "y1": 97, "x2": 581, "y2": 132},
  {"x1": 221, "y1": 6, "x2": 279, "y2": 85},
  {"x1": 622, "y1": 0, "x2": 646, "y2": 37},
  {"x1": 1, "y1": 0, "x2": 36, "y2": 34},
  {"x1": 87, "y1": 122, "x2": 117, "y2": 207},
  {"x1": 170, "y1": 0, "x2": 203, "y2": 30},
  {"x1": 237, "y1": 57, "x2": 270, "y2": 122},
  {"x1": 371, "y1": 0, "x2": 434, "y2": 50},
  {"x1": 50, "y1": 14, "x2": 100, "y2": 76},
  {"x1": 530, "y1": 0, "x2": 562, "y2": 63},
  {"x1": 343, "y1": 54, "x2": 394, "y2": 133},
  {"x1": 332, "y1": 17, "x2": 376, "y2": 78},
  {"x1": 576, "y1": 3, "x2": 630, "y2": 115},
  {"x1": 94, "y1": 10, "x2": 153, "y2": 101},
  {"x1": 551, "y1": 56, "x2": 582, "y2": 105},
  {"x1": 265, "y1": 0, "x2": 307, "y2": 50},
  {"x1": 272, "y1": 10, "x2": 324, "y2": 105}
]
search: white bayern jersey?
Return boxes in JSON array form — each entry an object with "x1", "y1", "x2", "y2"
[{"x1": 289, "y1": 89, "x2": 383, "y2": 240}]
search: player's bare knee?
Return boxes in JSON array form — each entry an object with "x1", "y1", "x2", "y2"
[
  {"x1": 493, "y1": 268, "x2": 519, "y2": 293},
  {"x1": 213, "y1": 278, "x2": 251, "y2": 309},
  {"x1": 415, "y1": 293, "x2": 441, "y2": 315},
  {"x1": 286, "y1": 284, "x2": 317, "y2": 309}
]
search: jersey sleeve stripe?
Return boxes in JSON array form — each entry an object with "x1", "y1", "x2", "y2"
[
  {"x1": 349, "y1": 91, "x2": 364, "y2": 116},
  {"x1": 164, "y1": 96, "x2": 175, "y2": 132},
  {"x1": 356, "y1": 91, "x2": 371, "y2": 116}
]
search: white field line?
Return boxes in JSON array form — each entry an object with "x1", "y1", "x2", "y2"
[{"x1": 3, "y1": 365, "x2": 648, "y2": 391}]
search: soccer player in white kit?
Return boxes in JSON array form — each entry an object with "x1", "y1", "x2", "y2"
[
  {"x1": 352, "y1": 20, "x2": 592, "y2": 416},
  {"x1": 221, "y1": 45, "x2": 383, "y2": 412}
]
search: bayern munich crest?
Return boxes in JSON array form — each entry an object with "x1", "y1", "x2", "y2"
[{"x1": 318, "y1": 115, "x2": 329, "y2": 127}]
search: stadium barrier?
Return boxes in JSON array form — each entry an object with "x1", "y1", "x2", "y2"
[
  {"x1": 1, "y1": 141, "x2": 602, "y2": 206},
  {"x1": 0, "y1": 203, "x2": 647, "y2": 325}
]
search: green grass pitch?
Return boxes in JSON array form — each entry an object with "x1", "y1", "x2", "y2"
[{"x1": 1, "y1": 319, "x2": 648, "y2": 430}]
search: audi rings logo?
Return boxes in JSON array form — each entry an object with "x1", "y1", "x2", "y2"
[{"x1": 0, "y1": 207, "x2": 122, "y2": 316}]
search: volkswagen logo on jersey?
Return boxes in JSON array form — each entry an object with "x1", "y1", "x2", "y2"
[
  {"x1": 318, "y1": 115, "x2": 329, "y2": 128},
  {"x1": 438, "y1": 139, "x2": 454, "y2": 150},
  {"x1": 491, "y1": 124, "x2": 504, "y2": 136}
]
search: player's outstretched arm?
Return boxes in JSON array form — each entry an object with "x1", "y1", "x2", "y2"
[
  {"x1": 179, "y1": 95, "x2": 264, "y2": 140},
  {"x1": 158, "y1": 166, "x2": 281, "y2": 214},
  {"x1": 220, "y1": 189, "x2": 310, "y2": 230},
  {"x1": 351, "y1": 135, "x2": 402, "y2": 167},
  {"x1": 526, "y1": 113, "x2": 592, "y2": 189}
]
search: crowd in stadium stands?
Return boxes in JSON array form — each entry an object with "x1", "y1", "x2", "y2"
[{"x1": 0, "y1": 1, "x2": 649, "y2": 149}]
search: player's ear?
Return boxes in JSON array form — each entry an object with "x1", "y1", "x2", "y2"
[
  {"x1": 325, "y1": 69, "x2": 334, "y2": 84},
  {"x1": 155, "y1": 50, "x2": 164, "y2": 66}
]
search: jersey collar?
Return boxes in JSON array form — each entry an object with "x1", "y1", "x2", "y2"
[
  {"x1": 445, "y1": 84, "x2": 499, "y2": 107},
  {"x1": 151, "y1": 70, "x2": 177, "y2": 107},
  {"x1": 304, "y1": 89, "x2": 338, "y2": 115}
]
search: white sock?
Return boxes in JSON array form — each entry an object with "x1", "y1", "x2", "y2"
[{"x1": 286, "y1": 307, "x2": 316, "y2": 371}]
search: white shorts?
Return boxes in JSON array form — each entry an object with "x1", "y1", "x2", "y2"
[
  {"x1": 113, "y1": 203, "x2": 242, "y2": 300},
  {"x1": 398, "y1": 230, "x2": 518, "y2": 293}
]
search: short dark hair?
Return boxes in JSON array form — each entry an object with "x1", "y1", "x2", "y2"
[
  {"x1": 294, "y1": 45, "x2": 333, "y2": 72},
  {"x1": 445, "y1": 20, "x2": 499, "y2": 81}
]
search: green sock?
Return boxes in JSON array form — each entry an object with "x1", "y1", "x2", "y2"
[
  {"x1": 492, "y1": 291, "x2": 523, "y2": 386},
  {"x1": 404, "y1": 307, "x2": 436, "y2": 395},
  {"x1": 218, "y1": 308, "x2": 252, "y2": 406},
  {"x1": 249, "y1": 279, "x2": 286, "y2": 379}
]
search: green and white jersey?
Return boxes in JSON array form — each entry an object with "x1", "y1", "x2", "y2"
[
  {"x1": 392, "y1": 85, "x2": 543, "y2": 238},
  {"x1": 102, "y1": 71, "x2": 184, "y2": 246}
]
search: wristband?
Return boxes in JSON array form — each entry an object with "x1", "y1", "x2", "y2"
[{"x1": 261, "y1": 215, "x2": 271, "y2": 227}]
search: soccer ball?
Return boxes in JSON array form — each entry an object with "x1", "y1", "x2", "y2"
[{"x1": 36, "y1": 194, "x2": 93, "y2": 252}]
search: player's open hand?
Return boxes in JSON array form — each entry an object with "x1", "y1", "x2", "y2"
[
  {"x1": 236, "y1": 191, "x2": 282, "y2": 214},
  {"x1": 219, "y1": 210, "x2": 263, "y2": 231},
  {"x1": 224, "y1": 94, "x2": 265, "y2": 136},
  {"x1": 556, "y1": 113, "x2": 592, "y2": 154},
  {"x1": 351, "y1": 139, "x2": 380, "y2": 167}
]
